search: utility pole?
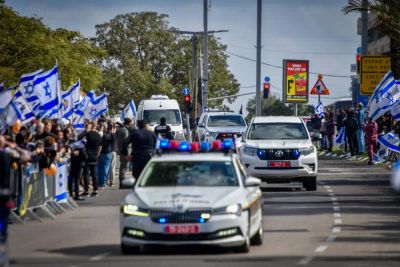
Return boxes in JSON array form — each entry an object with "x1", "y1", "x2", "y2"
[
  {"x1": 191, "y1": 36, "x2": 198, "y2": 118},
  {"x1": 255, "y1": 0, "x2": 262, "y2": 116},
  {"x1": 361, "y1": 0, "x2": 368, "y2": 55},
  {"x1": 203, "y1": 0, "x2": 209, "y2": 112}
]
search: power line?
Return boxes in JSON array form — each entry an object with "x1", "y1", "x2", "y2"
[
  {"x1": 227, "y1": 44, "x2": 354, "y2": 56},
  {"x1": 226, "y1": 51, "x2": 351, "y2": 78}
]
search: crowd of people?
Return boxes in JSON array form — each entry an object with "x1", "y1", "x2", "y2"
[
  {"x1": 311, "y1": 102, "x2": 398, "y2": 165},
  {"x1": 0, "y1": 115, "x2": 172, "y2": 202}
]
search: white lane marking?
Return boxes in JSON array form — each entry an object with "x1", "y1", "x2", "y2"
[
  {"x1": 324, "y1": 185, "x2": 330, "y2": 189},
  {"x1": 297, "y1": 256, "x2": 314, "y2": 265},
  {"x1": 332, "y1": 201, "x2": 339, "y2": 205},
  {"x1": 334, "y1": 213, "x2": 341, "y2": 218},
  {"x1": 329, "y1": 193, "x2": 335, "y2": 196},
  {"x1": 333, "y1": 206, "x2": 341, "y2": 211},
  {"x1": 90, "y1": 252, "x2": 111, "y2": 261},
  {"x1": 330, "y1": 197, "x2": 338, "y2": 201},
  {"x1": 332, "y1": 227, "x2": 341, "y2": 233},
  {"x1": 327, "y1": 189, "x2": 333, "y2": 193},
  {"x1": 327, "y1": 235, "x2": 336, "y2": 242},
  {"x1": 315, "y1": 245, "x2": 328, "y2": 253},
  {"x1": 335, "y1": 218, "x2": 342, "y2": 224}
]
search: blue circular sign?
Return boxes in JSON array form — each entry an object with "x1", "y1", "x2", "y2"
[
  {"x1": 264, "y1": 76, "x2": 270, "y2": 83},
  {"x1": 182, "y1": 87, "x2": 190, "y2": 95}
]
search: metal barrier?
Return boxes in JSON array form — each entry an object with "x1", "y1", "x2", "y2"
[{"x1": 9, "y1": 161, "x2": 77, "y2": 223}]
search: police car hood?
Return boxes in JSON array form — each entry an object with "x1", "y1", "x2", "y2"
[
  {"x1": 244, "y1": 139, "x2": 311, "y2": 149},
  {"x1": 130, "y1": 187, "x2": 242, "y2": 211},
  {"x1": 206, "y1": 126, "x2": 246, "y2": 134}
]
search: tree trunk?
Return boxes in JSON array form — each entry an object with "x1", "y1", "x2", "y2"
[{"x1": 390, "y1": 38, "x2": 400, "y2": 80}]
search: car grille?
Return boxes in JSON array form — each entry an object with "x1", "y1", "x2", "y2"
[
  {"x1": 149, "y1": 210, "x2": 211, "y2": 224},
  {"x1": 258, "y1": 149, "x2": 301, "y2": 160},
  {"x1": 216, "y1": 133, "x2": 241, "y2": 140}
]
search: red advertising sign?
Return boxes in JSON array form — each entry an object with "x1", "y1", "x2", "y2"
[{"x1": 283, "y1": 60, "x2": 309, "y2": 103}]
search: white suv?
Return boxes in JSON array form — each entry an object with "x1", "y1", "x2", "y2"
[{"x1": 239, "y1": 116, "x2": 318, "y2": 191}]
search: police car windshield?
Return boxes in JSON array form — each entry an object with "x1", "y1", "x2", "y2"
[
  {"x1": 248, "y1": 123, "x2": 308, "y2": 140},
  {"x1": 207, "y1": 115, "x2": 246, "y2": 127},
  {"x1": 139, "y1": 161, "x2": 238, "y2": 187},
  {"x1": 143, "y1": 110, "x2": 181, "y2": 125}
]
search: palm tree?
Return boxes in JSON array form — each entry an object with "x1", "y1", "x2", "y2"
[{"x1": 343, "y1": 0, "x2": 400, "y2": 79}]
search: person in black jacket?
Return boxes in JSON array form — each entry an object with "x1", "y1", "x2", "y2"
[
  {"x1": 122, "y1": 120, "x2": 157, "y2": 179},
  {"x1": 343, "y1": 110, "x2": 359, "y2": 156},
  {"x1": 68, "y1": 140, "x2": 88, "y2": 201},
  {"x1": 97, "y1": 122, "x2": 116, "y2": 188},
  {"x1": 78, "y1": 122, "x2": 102, "y2": 197},
  {"x1": 154, "y1": 117, "x2": 174, "y2": 140}
]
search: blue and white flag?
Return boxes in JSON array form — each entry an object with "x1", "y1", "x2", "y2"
[
  {"x1": 0, "y1": 89, "x2": 13, "y2": 113},
  {"x1": 368, "y1": 71, "x2": 400, "y2": 121},
  {"x1": 121, "y1": 100, "x2": 136, "y2": 121},
  {"x1": 69, "y1": 140, "x2": 86, "y2": 150},
  {"x1": 72, "y1": 95, "x2": 90, "y2": 131},
  {"x1": 32, "y1": 66, "x2": 60, "y2": 118},
  {"x1": 315, "y1": 102, "x2": 324, "y2": 117},
  {"x1": 55, "y1": 162, "x2": 68, "y2": 203},
  {"x1": 61, "y1": 80, "x2": 80, "y2": 119},
  {"x1": 372, "y1": 145, "x2": 388, "y2": 164},
  {"x1": 377, "y1": 131, "x2": 400, "y2": 153},
  {"x1": 335, "y1": 127, "x2": 345, "y2": 145},
  {"x1": 19, "y1": 69, "x2": 43, "y2": 107},
  {"x1": 85, "y1": 92, "x2": 108, "y2": 121},
  {"x1": 6, "y1": 90, "x2": 35, "y2": 126}
]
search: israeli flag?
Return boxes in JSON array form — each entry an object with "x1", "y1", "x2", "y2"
[
  {"x1": 61, "y1": 81, "x2": 80, "y2": 119},
  {"x1": 391, "y1": 160, "x2": 400, "y2": 193},
  {"x1": 6, "y1": 90, "x2": 35, "y2": 126},
  {"x1": 121, "y1": 100, "x2": 136, "y2": 121},
  {"x1": 19, "y1": 69, "x2": 43, "y2": 106},
  {"x1": 372, "y1": 145, "x2": 388, "y2": 164},
  {"x1": 32, "y1": 66, "x2": 61, "y2": 118},
  {"x1": 73, "y1": 95, "x2": 90, "y2": 131},
  {"x1": 315, "y1": 102, "x2": 324, "y2": 117},
  {"x1": 85, "y1": 92, "x2": 108, "y2": 120},
  {"x1": 55, "y1": 162, "x2": 68, "y2": 203},
  {"x1": 377, "y1": 131, "x2": 400, "y2": 153},
  {"x1": 69, "y1": 139, "x2": 86, "y2": 150},
  {"x1": 368, "y1": 71, "x2": 400, "y2": 121},
  {"x1": 0, "y1": 89, "x2": 14, "y2": 113},
  {"x1": 335, "y1": 127, "x2": 345, "y2": 145}
]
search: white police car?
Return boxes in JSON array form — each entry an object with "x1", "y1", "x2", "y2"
[{"x1": 120, "y1": 140, "x2": 263, "y2": 253}]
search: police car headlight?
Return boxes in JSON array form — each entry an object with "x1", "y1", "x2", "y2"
[
  {"x1": 300, "y1": 146, "x2": 315, "y2": 156},
  {"x1": 213, "y1": 204, "x2": 242, "y2": 216},
  {"x1": 121, "y1": 204, "x2": 149, "y2": 217},
  {"x1": 243, "y1": 146, "x2": 257, "y2": 156}
]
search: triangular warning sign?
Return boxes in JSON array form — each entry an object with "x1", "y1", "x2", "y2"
[{"x1": 310, "y1": 78, "x2": 330, "y2": 95}]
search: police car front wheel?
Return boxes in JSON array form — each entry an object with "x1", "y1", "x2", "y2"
[{"x1": 121, "y1": 243, "x2": 140, "y2": 255}]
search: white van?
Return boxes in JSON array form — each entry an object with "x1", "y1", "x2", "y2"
[{"x1": 136, "y1": 95, "x2": 185, "y2": 140}]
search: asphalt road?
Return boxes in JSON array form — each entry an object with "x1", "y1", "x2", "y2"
[{"x1": 8, "y1": 159, "x2": 400, "y2": 267}]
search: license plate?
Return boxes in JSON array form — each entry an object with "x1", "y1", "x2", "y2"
[
  {"x1": 269, "y1": 161, "x2": 291, "y2": 167},
  {"x1": 164, "y1": 224, "x2": 200, "y2": 234}
]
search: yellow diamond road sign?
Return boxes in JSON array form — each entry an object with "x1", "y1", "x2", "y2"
[{"x1": 360, "y1": 56, "x2": 390, "y2": 95}]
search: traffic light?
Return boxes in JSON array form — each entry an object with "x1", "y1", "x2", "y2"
[
  {"x1": 356, "y1": 54, "x2": 361, "y2": 74},
  {"x1": 263, "y1": 82, "x2": 270, "y2": 99},
  {"x1": 184, "y1": 95, "x2": 192, "y2": 113}
]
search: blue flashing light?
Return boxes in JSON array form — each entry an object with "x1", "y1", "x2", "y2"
[
  {"x1": 292, "y1": 149, "x2": 301, "y2": 158},
  {"x1": 158, "y1": 218, "x2": 167, "y2": 223},
  {"x1": 178, "y1": 141, "x2": 191, "y2": 151},
  {"x1": 199, "y1": 218, "x2": 205, "y2": 223},
  {"x1": 222, "y1": 138, "x2": 234, "y2": 150},
  {"x1": 257, "y1": 149, "x2": 266, "y2": 159},
  {"x1": 159, "y1": 139, "x2": 170, "y2": 150},
  {"x1": 200, "y1": 141, "x2": 211, "y2": 152}
]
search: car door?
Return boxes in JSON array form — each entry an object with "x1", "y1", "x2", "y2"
[{"x1": 234, "y1": 158, "x2": 262, "y2": 236}]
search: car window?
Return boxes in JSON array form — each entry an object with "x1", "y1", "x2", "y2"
[
  {"x1": 248, "y1": 123, "x2": 308, "y2": 140},
  {"x1": 139, "y1": 161, "x2": 239, "y2": 187},
  {"x1": 207, "y1": 115, "x2": 246, "y2": 127},
  {"x1": 143, "y1": 109, "x2": 181, "y2": 125}
]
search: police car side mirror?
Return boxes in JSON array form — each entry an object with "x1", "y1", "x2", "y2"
[
  {"x1": 245, "y1": 177, "x2": 261, "y2": 187},
  {"x1": 198, "y1": 123, "x2": 205, "y2": 128},
  {"x1": 121, "y1": 178, "x2": 136, "y2": 188}
]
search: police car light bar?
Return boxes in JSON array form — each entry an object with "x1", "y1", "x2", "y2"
[{"x1": 157, "y1": 139, "x2": 235, "y2": 154}]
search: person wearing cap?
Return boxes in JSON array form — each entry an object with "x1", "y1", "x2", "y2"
[
  {"x1": 356, "y1": 103, "x2": 365, "y2": 154},
  {"x1": 122, "y1": 120, "x2": 157, "y2": 180},
  {"x1": 154, "y1": 117, "x2": 174, "y2": 140}
]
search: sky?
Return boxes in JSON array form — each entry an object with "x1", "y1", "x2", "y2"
[{"x1": 6, "y1": 0, "x2": 360, "y2": 114}]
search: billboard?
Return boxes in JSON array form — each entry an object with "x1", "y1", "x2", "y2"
[
  {"x1": 360, "y1": 56, "x2": 390, "y2": 95},
  {"x1": 283, "y1": 60, "x2": 309, "y2": 103}
]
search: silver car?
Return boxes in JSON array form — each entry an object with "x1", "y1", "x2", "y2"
[
  {"x1": 196, "y1": 112, "x2": 247, "y2": 143},
  {"x1": 120, "y1": 153, "x2": 263, "y2": 254}
]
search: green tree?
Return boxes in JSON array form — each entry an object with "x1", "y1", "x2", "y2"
[
  {"x1": 94, "y1": 12, "x2": 240, "y2": 111},
  {"x1": 343, "y1": 0, "x2": 400, "y2": 79},
  {"x1": 0, "y1": 4, "x2": 104, "y2": 90}
]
